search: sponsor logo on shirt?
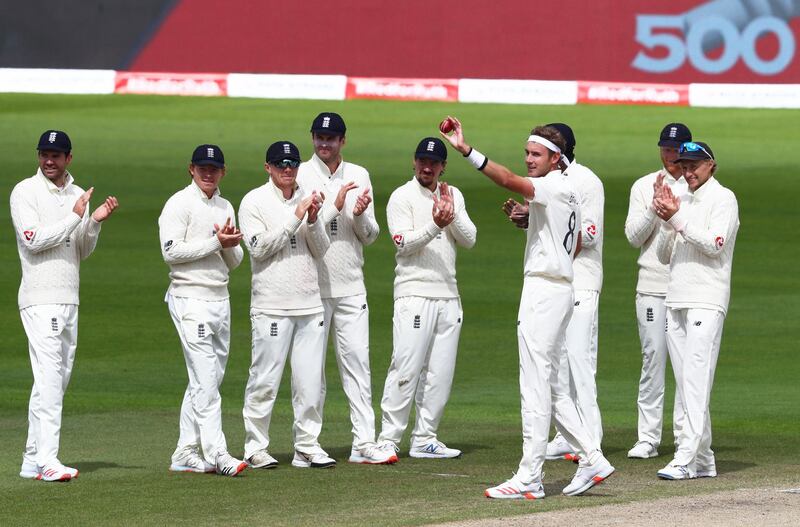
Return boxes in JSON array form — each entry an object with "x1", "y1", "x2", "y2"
[
  {"x1": 23, "y1": 230, "x2": 35, "y2": 241},
  {"x1": 392, "y1": 234, "x2": 404, "y2": 247},
  {"x1": 250, "y1": 235, "x2": 258, "y2": 247},
  {"x1": 587, "y1": 224, "x2": 597, "y2": 236},
  {"x1": 568, "y1": 193, "x2": 578, "y2": 205},
  {"x1": 164, "y1": 240, "x2": 173, "y2": 251},
  {"x1": 715, "y1": 236, "x2": 724, "y2": 248}
]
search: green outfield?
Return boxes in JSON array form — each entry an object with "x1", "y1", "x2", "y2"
[{"x1": 0, "y1": 94, "x2": 798, "y2": 526}]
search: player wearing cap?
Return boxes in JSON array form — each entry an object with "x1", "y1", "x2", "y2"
[
  {"x1": 240, "y1": 141, "x2": 334, "y2": 469},
  {"x1": 158, "y1": 144, "x2": 247, "y2": 477},
  {"x1": 11, "y1": 130, "x2": 118, "y2": 482},
  {"x1": 653, "y1": 141, "x2": 738, "y2": 480},
  {"x1": 624, "y1": 123, "x2": 692, "y2": 460},
  {"x1": 503, "y1": 123, "x2": 606, "y2": 461},
  {"x1": 376, "y1": 137, "x2": 476, "y2": 460},
  {"x1": 441, "y1": 117, "x2": 614, "y2": 499},
  {"x1": 296, "y1": 113, "x2": 393, "y2": 465}
]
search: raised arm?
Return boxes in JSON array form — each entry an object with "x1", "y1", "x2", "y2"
[
  {"x1": 386, "y1": 191, "x2": 441, "y2": 256},
  {"x1": 625, "y1": 176, "x2": 660, "y2": 248},
  {"x1": 239, "y1": 195, "x2": 301, "y2": 262},
  {"x1": 158, "y1": 196, "x2": 222, "y2": 264},
  {"x1": 352, "y1": 183, "x2": 380, "y2": 245},
  {"x1": 444, "y1": 184, "x2": 476, "y2": 249},
  {"x1": 10, "y1": 185, "x2": 88, "y2": 254}
]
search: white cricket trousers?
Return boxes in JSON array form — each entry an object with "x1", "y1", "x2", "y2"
[
  {"x1": 379, "y1": 296, "x2": 462, "y2": 446},
  {"x1": 321, "y1": 294, "x2": 376, "y2": 450},
  {"x1": 242, "y1": 312, "x2": 326, "y2": 458},
  {"x1": 517, "y1": 277, "x2": 601, "y2": 483},
  {"x1": 635, "y1": 293, "x2": 685, "y2": 447},
  {"x1": 666, "y1": 307, "x2": 724, "y2": 467},
  {"x1": 168, "y1": 294, "x2": 231, "y2": 465},
  {"x1": 20, "y1": 304, "x2": 78, "y2": 468},
  {"x1": 554, "y1": 289, "x2": 603, "y2": 446}
]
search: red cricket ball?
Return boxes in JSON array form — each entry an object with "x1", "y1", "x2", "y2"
[{"x1": 439, "y1": 118, "x2": 455, "y2": 134}]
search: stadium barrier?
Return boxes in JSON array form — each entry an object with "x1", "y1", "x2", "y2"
[{"x1": 1, "y1": 68, "x2": 799, "y2": 109}]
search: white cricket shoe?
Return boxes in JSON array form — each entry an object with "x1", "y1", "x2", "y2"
[
  {"x1": 695, "y1": 465, "x2": 717, "y2": 478},
  {"x1": 657, "y1": 462, "x2": 696, "y2": 480},
  {"x1": 349, "y1": 445, "x2": 398, "y2": 465},
  {"x1": 563, "y1": 455, "x2": 615, "y2": 496},
  {"x1": 627, "y1": 441, "x2": 659, "y2": 459},
  {"x1": 20, "y1": 460, "x2": 41, "y2": 480},
  {"x1": 377, "y1": 440, "x2": 399, "y2": 455},
  {"x1": 485, "y1": 474, "x2": 545, "y2": 500},
  {"x1": 216, "y1": 452, "x2": 247, "y2": 477},
  {"x1": 169, "y1": 445, "x2": 215, "y2": 473},
  {"x1": 247, "y1": 449, "x2": 278, "y2": 469},
  {"x1": 292, "y1": 450, "x2": 336, "y2": 469},
  {"x1": 39, "y1": 462, "x2": 76, "y2": 482},
  {"x1": 545, "y1": 435, "x2": 580, "y2": 462},
  {"x1": 409, "y1": 440, "x2": 462, "y2": 459}
]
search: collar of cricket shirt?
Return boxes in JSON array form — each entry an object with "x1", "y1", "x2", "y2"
[
  {"x1": 311, "y1": 153, "x2": 344, "y2": 181},
  {"x1": 189, "y1": 180, "x2": 220, "y2": 201},
  {"x1": 267, "y1": 177, "x2": 299, "y2": 202},
  {"x1": 37, "y1": 168, "x2": 74, "y2": 193},
  {"x1": 691, "y1": 175, "x2": 718, "y2": 201}
]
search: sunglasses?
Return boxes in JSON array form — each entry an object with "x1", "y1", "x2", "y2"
[
  {"x1": 274, "y1": 159, "x2": 300, "y2": 169},
  {"x1": 679, "y1": 142, "x2": 713, "y2": 159}
]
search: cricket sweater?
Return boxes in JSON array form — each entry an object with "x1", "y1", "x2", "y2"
[
  {"x1": 158, "y1": 181, "x2": 243, "y2": 301},
  {"x1": 10, "y1": 169, "x2": 101, "y2": 309},
  {"x1": 624, "y1": 169, "x2": 689, "y2": 295},
  {"x1": 656, "y1": 176, "x2": 739, "y2": 315},
  {"x1": 297, "y1": 154, "x2": 380, "y2": 298},
  {"x1": 386, "y1": 178, "x2": 476, "y2": 300},
  {"x1": 239, "y1": 178, "x2": 330, "y2": 314},
  {"x1": 565, "y1": 160, "x2": 604, "y2": 292}
]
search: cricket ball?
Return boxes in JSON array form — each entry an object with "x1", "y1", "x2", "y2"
[{"x1": 439, "y1": 117, "x2": 455, "y2": 134}]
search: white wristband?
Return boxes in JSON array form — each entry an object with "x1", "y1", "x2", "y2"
[{"x1": 466, "y1": 148, "x2": 488, "y2": 170}]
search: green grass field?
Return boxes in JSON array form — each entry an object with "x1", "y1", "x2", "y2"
[{"x1": 1, "y1": 94, "x2": 798, "y2": 526}]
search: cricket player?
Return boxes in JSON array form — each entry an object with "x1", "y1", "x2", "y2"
[
  {"x1": 158, "y1": 144, "x2": 248, "y2": 477},
  {"x1": 504, "y1": 123, "x2": 606, "y2": 460},
  {"x1": 11, "y1": 130, "x2": 118, "y2": 482},
  {"x1": 653, "y1": 141, "x2": 738, "y2": 479},
  {"x1": 377, "y1": 137, "x2": 476, "y2": 460},
  {"x1": 296, "y1": 113, "x2": 395, "y2": 464},
  {"x1": 624, "y1": 123, "x2": 692, "y2": 459},
  {"x1": 240, "y1": 141, "x2": 335, "y2": 469},
  {"x1": 441, "y1": 117, "x2": 613, "y2": 499}
]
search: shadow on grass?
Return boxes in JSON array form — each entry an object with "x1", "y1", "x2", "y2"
[
  {"x1": 72, "y1": 461, "x2": 139, "y2": 473},
  {"x1": 717, "y1": 459, "x2": 755, "y2": 474}
]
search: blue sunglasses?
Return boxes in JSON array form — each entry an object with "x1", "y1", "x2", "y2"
[
  {"x1": 274, "y1": 159, "x2": 300, "y2": 169},
  {"x1": 679, "y1": 142, "x2": 713, "y2": 159}
]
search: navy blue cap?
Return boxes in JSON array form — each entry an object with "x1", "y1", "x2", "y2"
[
  {"x1": 675, "y1": 141, "x2": 715, "y2": 162},
  {"x1": 658, "y1": 123, "x2": 692, "y2": 148},
  {"x1": 310, "y1": 112, "x2": 346, "y2": 136},
  {"x1": 415, "y1": 137, "x2": 447, "y2": 162},
  {"x1": 546, "y1": 123, "x2": 575, "y2": 162},
  {"x1": 37, "y1": 130, "x2": 71, "y2": 153},
  {"x1": 191, "y1": 144, "x2": 225, "y2": 168},
  {"x1": 266, "y1": 141, "x2": 301, "y2": 164}
]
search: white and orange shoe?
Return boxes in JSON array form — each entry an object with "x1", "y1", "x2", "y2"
[
  {"x1": 39, "y1": 462, "x2": 76, "y2": 482},
  {"x1": 563, "y1": 456, "x2": 614, "y2": 496},
  {"x1": 349, "y1": 445, "x2": 398, "y2": 465},
  {"x1": 485, "y1": 475, "x2": 545, "y2": 500},
  {"x1": 546, "y1": 435, "x2": 579, "y2": 462},
  {"x1": 216, "y1": 452, "x2": 247, "y2": 477}
]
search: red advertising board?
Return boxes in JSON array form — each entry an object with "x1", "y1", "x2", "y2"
[{"x1": 129, "y1": 0, "x2": 800, "y2": 84}]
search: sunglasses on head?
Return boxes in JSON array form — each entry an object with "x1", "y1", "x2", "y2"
[
  {"x1": 274, "y1": 159, "x2": 300, "y2": 169},
  {"x1": 679, "y1": 142, "x2": 712, "y2": 159}
]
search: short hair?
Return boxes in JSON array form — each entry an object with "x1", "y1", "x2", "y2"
[{"x1": 530, "y1": 125, "x2": 566, "y2": 154}]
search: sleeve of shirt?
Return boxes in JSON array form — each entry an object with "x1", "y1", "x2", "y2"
[
  {"x1": 304, "y1": 219, "x2": 331, "y2": 259},
  {"x1": 353, "y1": 172, "x2": 380, "y2": 245},
  {"x1": 158, "y1": 195, "x2": 222, "y2": 264},
  {"x1": 670, "y1": 190, "x2": 739, "y2": 258},
  {"x1": 527, "y1": 176, "x2": 552, "y2": 206},
  {"x1": 580, "y1": 179, "x2": 604, "y2": 249},
  {"x1": 239, "y1": 194, "x2": 302, "y2": 262},
  {"x1": 655, "y1": 223, "x2": 677, "y2": 265},
  {"x1": 386, "y1": 189, "x2": 441, "y2": 256},
  {"x1": 10, "y1": 185, "x2": 83, "y2": 254},
  {"x1": 319, "y1": 199, "x2": 340, "y2": 226},
  {"x1": 76, "y1": 211, "x2": 102, "y2": 261},
  {"x1": 446, "y1": 187, "x2": 477, "y2": 249},
  {"x1": 624, "y1": 179, "x2": 659, "y2": 248},
  {"x1": 221, "y1": 202, "x2": 244, "y2": 271}
]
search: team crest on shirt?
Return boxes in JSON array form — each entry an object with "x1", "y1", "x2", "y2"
[
  {"x1": 392, "y1": 234, "x2": 404, "y2": 247},
  {"x1": 715, "y1": 236, "x2": 724, "y2": 248},
  {"x1": 587, "y1": 224, "x2": 597, "y2": 236},
  {"x1": 163, "y1": 240, "x2": 173, "y2": 251},
  {"x1": 568, "y1": 193, "x2": 578, "y2": 205},
  {"x1": 250, "y1": 235, "x2": 258, "y2": 247},
  {"x1": 23, "y1": 230, "x2": 34, "y2": 241}
]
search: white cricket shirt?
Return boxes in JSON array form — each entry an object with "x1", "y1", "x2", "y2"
[
  {"x1": 386, "y1": 177, "x2": 476, "y2": 300},
  {"x1": 297, "y1": 154, "x2": 380, "y2": 298},
  {"x1": 624, "y1": 169, "x2": 690, "y2": 295},
  {"x1": 158, "y1": 181, "x2": 243, "y2": 301},
  {"x1": 523, "y1": 170, "x2": 581, "y2": 282},
  {"x1": 239, "y1": 178, "x2": 330, "y2": 315},
  {"x1": 10, "y1": 169, "x2": 101, "y2": 309},
  {"x1": 564, "y1": 160, "x2": 604, "y2": 292},
  {"x1": 656, "y1": 176, "x2": 739, "y2": 315}
]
